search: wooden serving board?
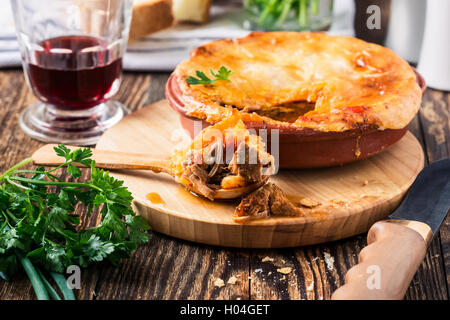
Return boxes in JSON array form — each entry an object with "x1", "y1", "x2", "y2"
[{"x1": 96, "y1": 100, "x2": 424, "y2": 248}]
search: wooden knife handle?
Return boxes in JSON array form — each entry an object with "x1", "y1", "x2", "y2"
[{"x1": 331, "y1": 220, "x2": 432, "y2": 300}]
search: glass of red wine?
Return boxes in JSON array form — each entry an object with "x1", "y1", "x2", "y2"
[{"x1": 10, "y1": 0, "x2": 133, "y2": 145}]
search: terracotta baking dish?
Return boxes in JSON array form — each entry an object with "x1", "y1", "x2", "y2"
[{"x1": 165, "y1": 70, "x2": 426, "y2": 169}]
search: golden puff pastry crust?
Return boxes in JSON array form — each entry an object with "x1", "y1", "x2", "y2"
[{"x1": 174, "y1": 32, "x2": 422, "y2": 132}]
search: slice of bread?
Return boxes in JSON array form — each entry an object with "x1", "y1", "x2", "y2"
[
  {"x1": 129, "y1": 0, "x2": 174, "y2": 41},
  {"x1": 172, "y1": 0, "x2": 212, "y2": 23}
]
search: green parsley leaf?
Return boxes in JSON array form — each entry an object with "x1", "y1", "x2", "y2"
[
  {"x1": 67, "y1": 164, "x2": 82, "y2": 178},
  {"x1": 185, "y1": 66, "x2": 233, "y2": 85},
  {"x1": 82, "y1": 235, "x2": 115, "y2": 263}
]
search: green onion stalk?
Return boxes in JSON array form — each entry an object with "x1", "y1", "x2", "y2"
[
  {"x1": 246, "y1": 0, "x2": 323, "y2": 30},
  {"x1": 17, "y1": 244, "x2": 75, "y2": 300}
]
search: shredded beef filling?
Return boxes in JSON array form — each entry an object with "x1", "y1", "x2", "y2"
[
  {"x1": 180, "y1": 141, "x2": 271, "y2": 200},
  {"x1": 234, "y1": 183, "x2": 305, "y2": 221},
  {"x1": 181, "y1": 163, "x2": 216, "y2": 200},
  {"x1": 228, "y1": 142, "x2": 264, "y2": 183}
]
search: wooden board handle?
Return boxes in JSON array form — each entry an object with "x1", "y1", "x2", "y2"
[
  {"x1": 32, "y1": 144, "x2": 173, "y2": 174},
  {"x1": 331, "y1": 220, "x2": 432, "y2": 300}
]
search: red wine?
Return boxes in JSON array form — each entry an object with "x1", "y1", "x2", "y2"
[{"x1": 27, "y1": 35, "x2": 122, "y2": 110}]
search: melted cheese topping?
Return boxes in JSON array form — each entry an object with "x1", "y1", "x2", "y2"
[{"x1": 174, "y1": 32, "x2": 422, "y2": 132}]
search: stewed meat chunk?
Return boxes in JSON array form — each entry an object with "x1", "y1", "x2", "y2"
[{"x1": 234, "y1": 183, "x2": 305, "y2": 222}]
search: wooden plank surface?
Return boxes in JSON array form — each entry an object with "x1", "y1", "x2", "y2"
[
  {"x1": 418, "y1": 89, "x2": 450, "y2": 299},
  {"x1": 0, "y1": 69, "x2": 448, "y2": 300}
]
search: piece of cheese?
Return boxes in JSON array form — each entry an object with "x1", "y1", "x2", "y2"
[
  {"x1": 129, "y1": 0, "x2": 174, "y2": 41},
  {"x1": 172, "y1": 0, "x2": 212, "y2": 23}
]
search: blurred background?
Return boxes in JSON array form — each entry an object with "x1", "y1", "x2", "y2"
[{"x1": 0, "y1": 0, "x2": 447, "y2": 89}]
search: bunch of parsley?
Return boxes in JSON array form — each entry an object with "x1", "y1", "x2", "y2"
[{"x1": 0, "y1": 145, "x2": 150, "y2": 299}]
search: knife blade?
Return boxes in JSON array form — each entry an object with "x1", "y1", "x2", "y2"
[
  {"x1": 389, "y1": 158, "x2": 450, "y2": 235},
  {"x1": 332, "y1": 158, "x2": 450, "y2": 300}
]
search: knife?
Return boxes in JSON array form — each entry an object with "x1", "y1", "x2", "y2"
[{"x1": 331, "y1": 158, "x2": 450, "y2": 300}]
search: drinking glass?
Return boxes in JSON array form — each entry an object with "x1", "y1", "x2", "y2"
[{"x1": 10, "y1": 0, "x2": 133, "y2": 145}]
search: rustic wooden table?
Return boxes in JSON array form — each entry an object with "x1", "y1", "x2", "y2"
[{"x1": 0, "y1": 70, "x2": 448, "y2": 300}]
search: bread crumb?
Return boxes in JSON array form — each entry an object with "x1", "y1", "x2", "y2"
[
  {"x1": 280, "y1": 275, "x2": 286, "y2": 280},
  {"x1": 214, "y1": 278, "x2": 225, "y2": 288},
  {"x1": 277, "y1": 267, "x2": 292, "y2": 274},
  {"x1": 254, "y1": 268, "x2": 263, "y2": 273},
  {"x1": 227, "y1": 276, "x2": 238, "y2": 285},
  {"x1": 262, "y1": 256, "x2": 274, "y2": 262},
  {"x1": 323, "y1": 252, "x2": 335, "y2": 271},
  {"x1": 299, "y1": 197, "x2": 320, "y2": 208},
  {"x1": 362, "y1": 180, "x2": 369, "y2": 186}
]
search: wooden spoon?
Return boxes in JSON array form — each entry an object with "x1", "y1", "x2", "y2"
[{"x1": 31, "y1": 144, "x2": 268, "y2": 200}]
